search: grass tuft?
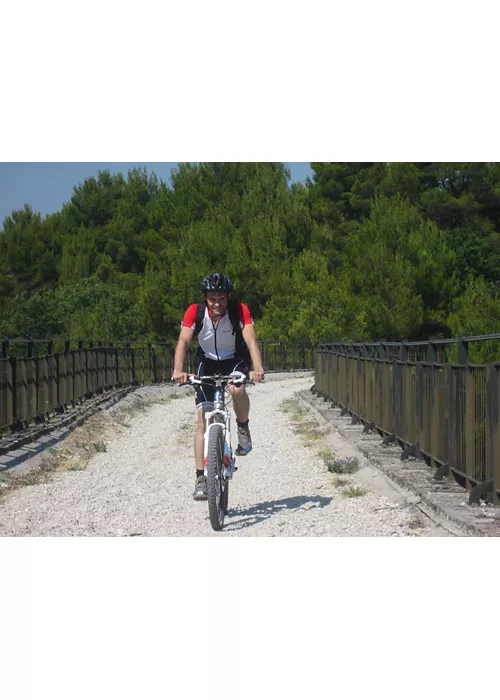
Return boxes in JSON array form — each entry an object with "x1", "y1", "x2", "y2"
[
  {"x1": 325, "y1": 456, "x2": 360, "y2": 475},
  {"x1": 342, "y1": 484, "x2": 369, "y2": 498},
  {"x1": 280, "y1": 397, "x2": 299, "y2": 414},
  {"x1": 92, "y1": 441, "x2": 107, "y2": 453},
  {"x1": 407, "y1": 516, "x2": 424, "y2": 530}
]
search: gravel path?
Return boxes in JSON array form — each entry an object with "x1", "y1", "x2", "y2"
[{"x1": 0, "y1": 375, "x2": 450, "y2": 536}]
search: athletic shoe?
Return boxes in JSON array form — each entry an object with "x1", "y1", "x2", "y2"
[
  {"x1": 193, "y1": 476, "x2": 208, "y2": 501},
  {"x1": 236, "y1": 423, "x2": 252, "y2": 456}
]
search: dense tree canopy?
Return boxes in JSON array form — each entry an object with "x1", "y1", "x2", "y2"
[{"x1": 2, "y1": 162, "x2": 500, "y2": 348}]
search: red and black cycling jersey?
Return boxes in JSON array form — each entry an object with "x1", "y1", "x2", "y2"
[{"x1": 182, "y1": 302, "x2": 253, "y2": 361}]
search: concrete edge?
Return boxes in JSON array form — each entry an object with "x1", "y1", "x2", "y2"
[{"x1": 297, "y1": 390, "x2": 500, "y2": 538}]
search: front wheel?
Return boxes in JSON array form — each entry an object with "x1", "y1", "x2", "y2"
[{"x1": 207, "y1": 424, "x2": 228, "y2": 530}]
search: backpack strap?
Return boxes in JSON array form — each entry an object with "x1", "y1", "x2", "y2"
[
  {"x1": 195, "y1": 302, "x2": 206, "y2": 335},
  {"x1": 227, "y1": 298, "x2": 242, "y2": 336},
  {"x1": 228, "y1": 299, "x2": 252, "y2": 369}
]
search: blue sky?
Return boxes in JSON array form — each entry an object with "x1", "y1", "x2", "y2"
[{"x1": 0, "y1": 162, "x2": 313, "y2": 230}]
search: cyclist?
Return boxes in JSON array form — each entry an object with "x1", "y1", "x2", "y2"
[{"x1": 172, "y1": 273, "x2": 265, "y2": 501}]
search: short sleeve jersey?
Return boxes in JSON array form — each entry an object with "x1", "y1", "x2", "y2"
[{"x1": 182, "y1": 301, "x2": 253, "y2": 361}]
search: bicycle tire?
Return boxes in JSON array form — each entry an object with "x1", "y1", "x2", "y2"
[
  {"x1": 207, "y1": 424, "x2": 226, "y2": 530},
  {"x1": 221, "y1": 476, "x2": 229, "y2": 516}
]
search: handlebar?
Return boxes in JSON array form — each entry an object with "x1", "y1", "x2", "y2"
[{"x1": 172, "y1": 371, "x2": 257, "y2": 388}]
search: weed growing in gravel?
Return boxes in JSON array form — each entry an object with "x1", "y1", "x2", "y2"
[
  {"x1": 407, "y1": 516, "x2": 424, "y2": 530},
  {"x1": 325, "y1": 456, "x2": 360, "y2": 475},
  {"x1": 280, "y1": 397, "x2": 308, "y2": 423},
  {"x1": 67, "y1": 460, "x2": 86, "y2": 471},
  {"x1": 342, "y1": 484, "x2": 369, "y2": 498},
  {"x1": 280, "y1": 397, "x2": 330, "y2": 447},
  {"x1": 292, "y1": 408, "x2": 308, "y2": 422},
  {"x1": 91, "y1": 441, "x2": 107, "y2": 453},
  {"x1": 318, "y1": 450, "x2": 359, "y2": 484},
  {"x1": 280, "y1": 397, "x2": 299, "y2": 413},
  {"x1": 5, "y1": 461, "x2": 56, "y2": 490},
  {"x1": 297, "y1": 422, "x2": 326, "y2": 446},
  {"x1": 318, "y1": 447, "x2": 336, "y2": 467}
]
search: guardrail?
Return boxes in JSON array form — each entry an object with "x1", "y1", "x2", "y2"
[
  {"x1": 314, "y1": 335, "x2": 500, "y2": 505},
  {"x1": 0, "y1": 338, "x2": 313, "y2": 435}
]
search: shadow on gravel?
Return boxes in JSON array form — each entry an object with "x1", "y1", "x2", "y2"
[{"x1": 224, "y1": 495, "x2": 332, "y2": 531}]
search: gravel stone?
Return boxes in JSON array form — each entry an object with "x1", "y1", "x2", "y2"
[{"x1": 0, "y1": 375, "x2": 451, "y2": 536}]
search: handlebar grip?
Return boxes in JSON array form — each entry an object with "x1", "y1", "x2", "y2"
[{"x1": 171, "y1": 378, "x2": 193, "y2": 387}]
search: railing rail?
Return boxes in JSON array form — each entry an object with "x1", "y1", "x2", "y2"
[
  {"x1": 0, "y1": 338, "x2": 314, "y2": 435},
  {"x1": 315, "y1": 335, "x2": 500, "y2": 505}
]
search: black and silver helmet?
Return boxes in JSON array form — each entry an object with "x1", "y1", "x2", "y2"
[{"x1": 200, "y1": 272, "x2": 233, "y2": 293}]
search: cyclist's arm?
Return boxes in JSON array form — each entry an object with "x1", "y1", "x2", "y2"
[
  {"x1": 172, "y1": 326, "x2": 195, "y2": 383},
  {"x1": 242, "y1": 324, "x2": 264, "y2": 382}
]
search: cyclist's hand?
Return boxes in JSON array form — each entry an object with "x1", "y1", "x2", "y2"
[
  {"x1": 172, "y1": 369, "x2": 192, "y2": 384},
  {"x1": 250, "y1": 369, "x2": 264, "y2": 383}
]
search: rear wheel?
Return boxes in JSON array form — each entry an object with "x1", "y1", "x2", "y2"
[{"x1": 207, "y1": 424, "x2": 227, "y2": 530}]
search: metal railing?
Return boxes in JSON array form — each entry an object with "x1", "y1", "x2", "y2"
[
  {"x1": 0, "y1": 338, "x2": 313, "y2": 435},
  {"x1": 314, "y1": 335, "x2": 500, "y2": 505}
]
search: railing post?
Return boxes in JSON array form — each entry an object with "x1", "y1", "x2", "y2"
[
  {"x1": 465, "y1": 367, "x2": 476, "y2": 492},
  {"x1": 392, "y1": 356, "x2": 402, "y2": 442},
  {"x1": 87, "y1": 340, "x2": 94, "y2": 397},
  {"x1": 486, "y1": 364, "x2": 500, "y2": 505},
  {"x1": 428, "y1": 337, "x2": 437, "y2": 364},
  {"x1": 458, "y1": 333, "x2": 469, "y2": 365},
  {"x1": 442, "y1": 363, "x2": 453, "y2": 479},
  {"x1": 76, "y1": 339, "x2": 84, "y2": 401},
  {"x1": 148, "y1": 342, "x2": 156, "y2": 383},
  {"x1": 280, "y1": 342, "x2": 287, "y2": 370},
  {"x1": 414, "y1": 363, "x2": 423, "y2": 460},
  {"x1": 9, "y1": 356, "x2": 18, "y2": 429},
  {"x1": 301, "y1": 342, "x2": 306, "y2": 370},
  {"x1": 130, "y1": 344, "x2": 136, "y2": 383}
]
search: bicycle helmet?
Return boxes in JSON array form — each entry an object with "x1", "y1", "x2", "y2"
[{"x1": 200, "y1": 272, "x2": 233, "y2": 293}]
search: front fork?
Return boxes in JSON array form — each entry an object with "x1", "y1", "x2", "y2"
[{"x1": 203, "y1": 410, "x2": 235, "y2": 479}]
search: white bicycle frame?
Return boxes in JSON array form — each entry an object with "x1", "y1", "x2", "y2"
[
  {"x1": 203, "y1": 404, "x2": 235, "y2": 479},
  {"x1": 191, "y1": 371, "x2": 247, "y2": 480}
]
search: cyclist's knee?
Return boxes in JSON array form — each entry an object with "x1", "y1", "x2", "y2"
[
  {"x1": 197, "y1": 407, "x2": 206, "y2": 427},
  {"x1": 229, "y1": 385, "x2": 246, "y2": 399}
]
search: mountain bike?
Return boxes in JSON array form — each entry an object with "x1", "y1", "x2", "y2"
[{"x1": 185, "y1": 371, "x2": 252, "y2": 531}]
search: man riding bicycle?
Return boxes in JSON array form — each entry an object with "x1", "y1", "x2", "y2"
[{"x1": 172, "y1": 273, "x2": 265, "y2": 500}]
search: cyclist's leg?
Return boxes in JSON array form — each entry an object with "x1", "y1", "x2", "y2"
[
  {"x1": 231, "y1": 387, "x2": 249, "y2": 421},
  {"x1": 193, "y1": 358, "x2": 216, "y2": 500},
  {"x1": 194, "y1": 358, "x2": 216, "y2": 468},
  {"x1": 195, "y1": 407, "x2": 207, "y2": 471},
  {"x1": 227, "y1": 358, "x2": 250, "y2": 420},
  {"x1": 228, "y1": 359, "x2": 252, "y2": 455}
]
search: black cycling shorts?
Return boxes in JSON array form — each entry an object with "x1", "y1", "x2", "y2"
[{"x1": 194, "y1": 356, "x2": 250, "y2": 409}]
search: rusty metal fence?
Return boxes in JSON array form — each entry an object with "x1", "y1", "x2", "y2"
[
  {"x1": 0, "y1": 338, "x2": 313, "y2": 435},
  {"x1": 314, "y1": 335, "x2": 500, "y2": 505}
]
